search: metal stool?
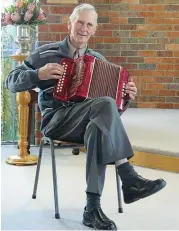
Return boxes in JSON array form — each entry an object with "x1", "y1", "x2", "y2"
[{"x1": 32, "y1": 136, "x2": 123, "y2": 219}]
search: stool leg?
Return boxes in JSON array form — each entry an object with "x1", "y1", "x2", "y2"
[
  {"x1": 115, "y1": 166, "x2": 123, "y2": 213},
  {"x1": 32, "y1": 138, "x2": 44, "y2": 199},
  {"x1": 49, "y1": 139, "x2": 60, "y2": 219}
]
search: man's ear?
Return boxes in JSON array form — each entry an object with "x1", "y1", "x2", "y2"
[
  {"x1": 92, "y1": 24, "x2": 97, "y2": 36},
  {"x1": 67, "y1": 19, "x2": 71, "y2": 31}
]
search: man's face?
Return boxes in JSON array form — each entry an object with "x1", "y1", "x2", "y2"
[{"x1": 68, "y1": 10, "x2": 97, "y2": 48}]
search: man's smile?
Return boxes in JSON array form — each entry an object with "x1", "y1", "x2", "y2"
[{"x1": 77, "y1": 33, "x2": 87, "y2": 37}]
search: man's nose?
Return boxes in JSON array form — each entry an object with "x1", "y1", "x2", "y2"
[{"x1": 80, "y1": 24, "x2": 88, "y2": 31}]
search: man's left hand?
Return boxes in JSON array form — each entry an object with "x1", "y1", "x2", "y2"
[{"x1": 125, "y1": 78, "x2": 137, "y2": 100}]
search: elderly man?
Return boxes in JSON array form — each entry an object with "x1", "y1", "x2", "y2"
[{"x1": 6, "y1": 3, "x2": 166, "y2": 230}]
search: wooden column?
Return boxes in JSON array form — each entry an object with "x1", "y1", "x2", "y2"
[{"x1": 6, "y1": 54, "x2": 38, "y2": 165}]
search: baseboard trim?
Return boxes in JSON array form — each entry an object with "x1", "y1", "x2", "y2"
[
  {"x1": 131, "y1": 151, "x2": 179, "y2": 173},
  {"x1": 79, "y1": 148, "x2": 179, "y2": 173}
]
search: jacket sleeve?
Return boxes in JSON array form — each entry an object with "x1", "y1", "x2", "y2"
[{"x1": 5, "y1": 49, "x2": 41, "y2": 93}]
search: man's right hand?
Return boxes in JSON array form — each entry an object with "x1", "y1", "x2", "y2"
[{"x1": 38, "y1": 63, "x2": 65, "y2": 80}]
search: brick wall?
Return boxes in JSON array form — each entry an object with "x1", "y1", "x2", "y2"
[{"x1": 39, "y1": 0, "x2": 179, "y2": 109}]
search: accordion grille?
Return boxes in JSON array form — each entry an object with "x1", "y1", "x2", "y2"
[{"x1": 88, "y1": 59, "x2": 121, "y2": 99}]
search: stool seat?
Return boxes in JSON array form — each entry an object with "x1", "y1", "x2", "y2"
[{"x1": 53, "y1": 140, "x2": 84, "y2": 146}]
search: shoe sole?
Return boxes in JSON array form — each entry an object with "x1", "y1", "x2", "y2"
[
  {"x1": 124, "y1": 180, "x2": 166, "y2": 204},
  {"x1": 82, "y1": 219, "x2": 96, "y2": 229},
  {"x1": 82, "y1": 219, "x2": 116, "y2": 230}
]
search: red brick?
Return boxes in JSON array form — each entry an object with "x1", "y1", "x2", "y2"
[
  {"x1": 132, "y1": 5, "x2": 164, "y2": 12},
  {"x1": 157, "y1": 51, "x2": 173, "y2": 57},
  {"x1": 130, "y1": 70, "x2": 146, "y2": 76},
  {"x1": 120, "y1": 25, "x2": 137, "y2": 30},
  {"x1": 106, "y1": 57, "x2": 127, "y2": 63},
  {"x1": 155, "y1": 12, "x2": 179, "y2": 18},
  {"x1": 129, "y1": 5, "x2": 149, "y2": 11},
  {"x1": 149, "y1": 97, "x2": 165, "y2": 102},
  {"x1": 144, "y1": 83, "x2": 165, "y2": 89},
  {"x1": 141, "y1": 77, "x2": 156, "y2": 83},
  {"x1": 173, "y1": 104, "x2": 179, "y2": 109},
  {"x1": 138, "y1": 102, "x2": 156, "y2": 108},
  {"x1": 145, "y1": 57, "x2": 179, "y2": 64},
  {"x1": 35, "y1": 112, "x2": 42, "y2": 122},
  {"x1": 141, "y1": 89, "x2": 159, "y2": 96},
  {"x1": 41, "y1": 5, "x2": 50, "y2": 14},
  {"x1": 49, "y1": 6, "x2": 74, "y2": 14},
  {"x1": 139, "y1": 51, "x2": 157, "y2": 57},
  {"x1": 89, "y1": 37, "x2": 104, "y2": 43},
  {"x1": 39, "y1": 33, "x2": 61, "y2": 41},
  {"x1": 122, "y1": 64, "x2": 137, "y2": 69},
  {"x1": 131, "y1": 31, "x2": 148, "y2": 37},
  {"x1": 98, "y1": 24, "x2": 119, "y2": 30},
  {"x1": 61, "y1": 33, "x2": 69, "y2": 40},
  {"x1": 147, "y1": 18, "x2": 164, "y2": 24},
  {"x1": 35, "y1": 138, "x2": 41, "y2": 146},
  {"x1": 127, "y1": 57, "x2": 144, "y2": 63},
  {"x1": 156, "y1": 64, "x2": 173, "y2": 70},
  {"x1": 35, "y1": 131, "x2": 43, "y2": 138},
  {"x1": 122, "y1": 0, "x2": 139, "y2": 3},
  {"x1": 164, "y1": 18, "x2": 179, "y2": 24},
  {"x1": 167, "y1": 32, "x2": 179, "y2": 38},
  {"x1": 98, "y1": 11, "x2": 120, "y2": 17},
  {"x1": 61, "y1": 15, "x2": 69, "y2": 23},
  {"x1": 103, "y1": 37, "x2": 120, "y2": 43},
  {"x1": 165, "y1": 71, "x2": 179, "y2": 77},
  {"x1": 165, "y1": 44, "x2": 179, "y2": 50},
  {"x1": 49, "y1": 24, "x2": 68, "y2": 32},
  {"x1": 110, "y1": 17, "x2": 128, "y2": 24},
  {"x1": 138, "y1": 24, "x2": 172, "y2": 31},
  {"x1": 156, "y1": 103, "x2": 174, "y2": 109},
  {"x1": 156, "y1": 77, "x2": 173, "y2": 83},
  {"x1": 173, "y1": 52, "x2": 179, "y2": 57},
  {"x1": 174, "y1": 25, "x2": 179, "y2": 31},
  {"x1": 159, "y1": 90, "x2": 176, "y2": 97},
  {"x1": 145, "y1": 70, "x2": 165, "y2": 77},
  {"x1": 96, "y1": 30, "x2": 113, "y2": 37},
  {"x1": 38, "y1": 24, "x2": 49, "y2": 33},
  {"x1": 138, "y1": 12, "x2": 155, "y2": 17}
]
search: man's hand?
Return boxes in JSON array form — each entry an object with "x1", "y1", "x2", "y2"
[
  {"x1": 125, "y1": 78, "x2": 137, "y2": 100},
  {"x1": 38, "y1": 63, "x2": 65, "y2": 80}
]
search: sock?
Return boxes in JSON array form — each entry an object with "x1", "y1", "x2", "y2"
[
  {"x1": 115, "y1": 158, "x2": 128, "y2": 166},
  {"x1": 117, "y1": 162, "x2": 138, "y2": 186},
  {"x1": 86, "y1": 192, "x2": 101, "y2": 211}
]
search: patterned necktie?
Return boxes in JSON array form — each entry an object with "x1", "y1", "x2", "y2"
[{"x1": 73, "y1": 49, "x2": 80, "y2": 59}]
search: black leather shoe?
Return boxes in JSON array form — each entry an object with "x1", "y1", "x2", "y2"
[
  {"x1": 83, "y1": 207, "x2": 117, "y2": 230},
  {"x1": 123, "y1": 176, "x2": 166, "y2": 204}
]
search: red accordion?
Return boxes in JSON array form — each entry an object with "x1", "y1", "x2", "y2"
[{"x1": 53, "y1": 55, "x2": 129, "y2": 111}]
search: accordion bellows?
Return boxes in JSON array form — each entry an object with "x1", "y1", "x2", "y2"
[{"x1": 53, "y1": 55, "x2": 129, "y2": 111}]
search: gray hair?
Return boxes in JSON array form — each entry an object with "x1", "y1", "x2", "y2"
[{"x1": 69, "y1": 4, "x2": 98, "y2": 27}]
